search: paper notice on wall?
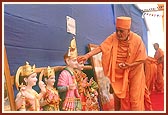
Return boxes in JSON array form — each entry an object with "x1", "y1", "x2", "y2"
[{"x1": 66, "y1": 16, "x2": 76, "y2": 35}]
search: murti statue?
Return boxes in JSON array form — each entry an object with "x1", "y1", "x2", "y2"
[
  {"x1": 73, "y1": 61, "x2": 89, "y2": 111},
  {"x1": 85, "y1": 78, "x2": 100, "y2": 111},
  {"x1": 57, "y1": 38, "x2": 82, "y2": 111},
  {"x1": 73, "y1": 61, "x2": 100, "y2": 111},
  {"x1": 39, "y1": 66, "x2": 61, "y2": 111},
  {"x1": 15, "y1": 61, "x2": 46, "y2": 111}
]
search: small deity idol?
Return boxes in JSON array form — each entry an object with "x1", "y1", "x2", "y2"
[
  {"x1": 15, "y1": 61, "x2": 46, "y2": 111},
  {"x1": 39, "y1": 66, "x2": 61, "y2": 111}
]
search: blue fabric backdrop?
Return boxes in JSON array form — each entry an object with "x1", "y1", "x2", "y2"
[{"x1": 4, "y1": 4, "x2": 148, "y2": 76}]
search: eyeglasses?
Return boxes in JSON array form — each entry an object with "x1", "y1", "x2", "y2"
[
  {"x1": 116, "y1": 29, "x2": 124, "y2": 33},
  {"x1": 116, "y1": 28, "x2": 128, "y2": 33}
]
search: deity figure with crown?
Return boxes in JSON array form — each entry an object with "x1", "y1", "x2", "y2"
[
  {"x1": 39, "y1": 66, "x2": 61, "y2": 111},
  {"x1": 73, "y1": 62, "x2": 89, "y2": 111},
  {"x1": 57, "y1": 38, "x2": 82, "y2": 111},
  {"x1": 84, "y1": 78, "x2": 100, "y2": 111},
  {"x1": 15, "y1": 62, "x2": 46, "y2": 111},
  {"x1": 73, "y1": 60, "x2": 100, "y2": 111}
]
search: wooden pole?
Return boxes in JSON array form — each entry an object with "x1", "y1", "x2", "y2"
[{"x1": 4, "y1": 47, "x2": 16, "y2": 111}]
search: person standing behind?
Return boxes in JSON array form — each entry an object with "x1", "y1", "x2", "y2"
[
  {"x1": 153, "y1": 43, "x2": 164, "y2": 93},
  {"x1": 77, "y1": 16, "x2": 148, "y2": 111},
  {"x1": 144, "y1": 56, "x2": 157, "y2": 94}
]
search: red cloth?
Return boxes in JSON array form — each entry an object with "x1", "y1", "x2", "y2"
[
  {"x1": 150, "y1": 90, "x2": 164, "y2": 111},
  {"x1": 102, "y1": 98, "x2": 114, "y2": 111}
]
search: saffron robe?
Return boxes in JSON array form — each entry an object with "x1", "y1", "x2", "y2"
[
  {"x1": 100, "y1": 31, "x2": 147, "y2": 110},
  {"x1": 154, "y1": 48, "x2": 164, "y2": 92},
  {"x1": 144, "y1": 56, "x2": 157, "y2": 93}
]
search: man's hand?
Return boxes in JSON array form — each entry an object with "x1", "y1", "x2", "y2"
[
  {"x1": 119, "y1": 61, "x2": 144, "y2": 69},
  {"x1": 157, "y1": 56, "x2": 164, "y2": 64},
  {"x1": 118, "y1": 62, "x2": 131, "y2": 69},
  {"x1": 77, "y1": 54, "x2": 89, "y2": 63}
]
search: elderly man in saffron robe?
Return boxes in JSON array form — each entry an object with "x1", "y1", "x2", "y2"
[
  {"x1": 77, "y1": 16, "x2": 150, "y2": 111},
  {"x1": 153, "y1": 43, "x2": 164, "y2": 93}
]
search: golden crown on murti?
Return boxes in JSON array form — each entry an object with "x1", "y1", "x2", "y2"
[
  {"x1": 15, "y1": 61, "x2": 36, "y2": 90},
  {"x1": 44, "y1": 66, "x2": 55, "y2": 78},
  {"x1": 21, "y1": 61, "x2": 36, "y2": 76},
  {"x1": 67, "y1": 37, "x2": 78, "y2": 58}
]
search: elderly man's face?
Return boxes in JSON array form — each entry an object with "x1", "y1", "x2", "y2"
[{"x1": 116, "y1": 27, "x2": 130, "y2": 41}]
